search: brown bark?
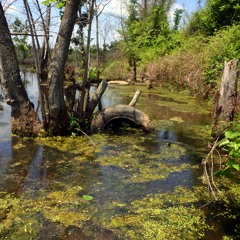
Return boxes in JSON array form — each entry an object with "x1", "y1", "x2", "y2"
[
  {"x1": 23, "y1": 0, "x2": 46, "y2": 126},
  {"x1": 0, "y1": 3, "x2": 42, "y2": 137},
  {"x1": 86, "y1": 79, "x2": 108, "y2": 117},
  {"x1": 47, "y1": 0, "x2": 81, "y2": 134},
  {"x1": 133, "y1": 58, "x2": 137, "y2": 82},
  {"x1": 212, "y1": 60, "x2": 239, "y2": 138}
]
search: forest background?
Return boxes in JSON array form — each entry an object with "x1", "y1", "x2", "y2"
[{"x1": 4, "y1": 0, "x2": 239, "y2": 100}]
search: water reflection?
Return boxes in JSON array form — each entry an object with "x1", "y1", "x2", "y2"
[
  {"x1": 0, "y1": 95, "x2": 12, "y2": 179},
  {"x1": 23, "y1": 146, "x2": 44, "y2": 193},
  {"x1": 0, "y1": 72, "x2": 220, "y2": 239}
]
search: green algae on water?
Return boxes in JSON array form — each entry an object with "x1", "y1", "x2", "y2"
[
  {"x1": 105, "y1": 186, "x2": 213, "y2": 240},
  {"x1": 0, "y1": 187, "x2": 91, "y2": 239}
]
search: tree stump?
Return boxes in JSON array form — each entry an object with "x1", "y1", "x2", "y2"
[{"x1": 212, "y1": 59, "x2": 239, "y2": 138}]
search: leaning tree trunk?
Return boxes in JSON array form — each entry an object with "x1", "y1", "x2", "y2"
[
  {"x1": 47, "y1": 0, "x2": 81, "y2": 134},
  {"x1": 0, "y1": 3, "x2": 42, "y2": 137},
  {"x1": 212, "y1": 59, "x2": 239, "y2": 138}
]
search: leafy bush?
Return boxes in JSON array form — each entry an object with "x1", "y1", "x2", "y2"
[
  {"x1": 101, "y1": 60, "x2": 130, "y2": 80},
  {"x1": 143, "y1": 24, "x2": 240, "y2": 97},
  {"x1": 184, "y1": 0, "x2": 240, "y2": 36},
  {"x1": 217, "y1": 117, "x2": 240, "y2": 177},
  {"x1": 202, "y1": 24, "x2": 240, "y2": 87}
]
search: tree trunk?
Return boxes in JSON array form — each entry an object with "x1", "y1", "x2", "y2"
[
  {"x1": 39, "y1": 1, "x2": 51, "y2": 79},
  {"x1": 212, "y1": 59, "x2": 239, "y2": 138},
  {"x1": 78, "y1": 6, "x2": 86, "y2": 69},
  {"x1": 47, "y1": 0, "x2": 80, "y2": 134},
  {"x1": 96, "y1": 13, "x2": 100, "y2": 85},
  {"x1": 133, "y1": 58, "x2": 137, "y2": 82},
  {"x1": 0, "y1": 3, "x2": 42, "y2": 137},
  {"x1": 77, "y1": 0, "x2": 96, "y2": 119},
  {"x1": 86, "y1": 79, "x2": 108, "y2": 118}
]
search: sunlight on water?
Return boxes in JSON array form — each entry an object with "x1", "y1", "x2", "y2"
[{"x1": 0, "y1": 73, "x2": 231, "y2": 240}]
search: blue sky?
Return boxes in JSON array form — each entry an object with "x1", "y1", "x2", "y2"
[
  {"x1": 175, "y1": 0, "x2": 206, "y2": 13},
  {"x1": 3, "y1": 0, "x2": 207, "y2": 46}
]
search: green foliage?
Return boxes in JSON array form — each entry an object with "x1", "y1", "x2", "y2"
[
  {"x1": 70, "y1": 117, "x2": 80, "y2": 129},
  {"x1": 185, "y1": 0, "x2": 240, "y2": 36},
  {"x1": 10, "y1": 18, "x2": 31, "y2": 61},
  {"x1": 42, "y1": 0, "x2": 66, "y2": 9},
  {"x1": 216, "y1": 118, "x2": 240, "y2": 177},
  {"x1": 119, "y1": 1, "x2": 175, "y2": 72},
  {"x1": 106, "y1": 186, "x2": 212, "y2": 239},
  {"x1": 69, "y1": 117, "x2": 81, "y2": 136},
  {"x1": 82, "y1": 195, "x2": 93, "y2": 201},
  {"x1": 202, "y1": 24, "x2": 240, "y2": 87},
  {"x1": 173, "y1": 8, "x2": 184, "y2": 31},
  {"x1": 89, "y1": 66, "x2": 97, "y2": 80},
  {"x1": 102, "y1": 60, "x2": 130, "y2": 80}
]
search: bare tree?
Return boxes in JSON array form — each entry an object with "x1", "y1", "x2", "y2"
[{"x1": 95, "y1": 0, "x2": 112, "y2": 83}]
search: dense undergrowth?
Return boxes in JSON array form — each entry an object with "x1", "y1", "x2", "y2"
[{"x1": 103, "y1": 24, "x2": 240, "y2": 99}]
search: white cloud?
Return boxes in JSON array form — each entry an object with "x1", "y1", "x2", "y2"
[{"x1": 103, "y1": 0, "x2": 128, "y2": 17}]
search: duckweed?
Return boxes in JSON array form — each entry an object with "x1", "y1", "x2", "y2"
[
  {"x1": 1, "y1": 86, "x2": 234, "y2": 239},
  {"x1": 105, "y1": 186, "x2": 212, "y2": 240}
]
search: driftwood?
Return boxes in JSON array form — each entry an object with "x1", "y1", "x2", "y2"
[
  {"x1": 212, "y1": 59, "x2": 239, "y2": 138},
  {"x1": 129, "y1": 90, "x2": 142, "y2": 107}
]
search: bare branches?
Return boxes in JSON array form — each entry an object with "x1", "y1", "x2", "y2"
[
  {"x1": 2, "y1": 0, "x2": 18, "y2": 12},
  {"x1": 202, "y1": 138, "x2": 221, "y2": 200},
  {"x1": 95, "y1": 0, "x2": 112, "y2": 17}
]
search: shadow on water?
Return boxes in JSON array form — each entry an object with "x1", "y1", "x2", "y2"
[{"x1": 0, "y1": 73, "x2": 236, "y2": 239}]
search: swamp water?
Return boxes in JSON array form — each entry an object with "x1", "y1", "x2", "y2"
[{"x1": 0, "y1": 73, "x2": 234, "y2": 239}]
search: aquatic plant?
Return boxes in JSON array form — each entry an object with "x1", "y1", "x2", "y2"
[
  {"x1": 105, "y1": 186, "x2": 212, "y2": 240},
  {"x1": 0, "y1": 187, "x2": 91, "y2": 239}
]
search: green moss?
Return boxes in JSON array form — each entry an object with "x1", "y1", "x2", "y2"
[
  {"x1": 35, "y1": 136, "x2": 98, "y2": 155},
  {"x1": 147, "y1": 89, "x2": 211, "y2": 114},
  {"x1": 170, "y1": 116, "x2": 184, "y2": 123},
  {"x1": 105, "y1": 186, "x2": 212, "y2": 240},
  {"x1": 0, "y1": 187, "x2": 91, "y2": 239},
  {"x1": 1, "y1": 87, "x2": 223, "y2": 239},
  {"x1": 95, "y1": 138, "x2": 197, "y2": 183}
]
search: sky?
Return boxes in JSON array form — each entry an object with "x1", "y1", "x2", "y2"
[
  {"x1": 175, "y1": 0, "x2": 206, "y2": 13},
  {"x1": 2, "y1": 0, "x2": 207, "y2": 46},
  {"x1": 3, "y1": 0, "x2": 207, "y2": 20},
  {"x1": 101, "y1": 0, "x2": 207, "y2": 43}
]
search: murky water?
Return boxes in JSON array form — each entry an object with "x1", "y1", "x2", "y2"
[{"x1": 0, "y1": 73, "x2": 234, "y2": 239}]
